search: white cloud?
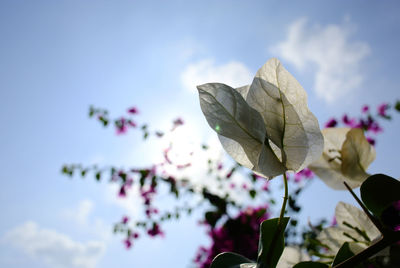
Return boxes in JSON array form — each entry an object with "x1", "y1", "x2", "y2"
[
  {"x1": 181, "y1": 59, "x2": 253, "y2": 92},
  {"x1": 105, "y1": 183, "x2": 142, "y2": 218},
  {"x1": 2, "y1": 221, "x2": 105, "y2": 268},
  {"x1": 62, "y1": 199, "x2": 94, "y2": 226},
  {"x1": 272, "y1": 18, "x2": 370, "y2": 103},
  {"x1": 61, "y1": 200, "x2": 111, "y2": 241}
]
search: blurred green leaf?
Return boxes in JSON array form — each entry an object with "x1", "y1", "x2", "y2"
[
  {"x1": 292, "y1": 261, "x2": 328, "y2": 268},
  {"x1": 249, "y1": 189, "x2": 257, "y2": 199},
  {"x1": 257, "y1": 217, "x2": 289, "y2": 268},
  {"x1": 89, "y1": 106, "x2": 95, "y2": 117},
  {"x1": 95, "y1": 171, "x2": 101, "y2": 181},
  {"x1": 99, "y1": 116, "x2": 108, "y2": 126},
  {"x1": 395, "y1": 100, "x2": 400, "y2": 112},
  {"x1": 210, "y1": 252, "x2": 255, "y2": 268},
  {"x1": 205, "y1": 211, "x2": 221, "y2": 228},
  {"x1": 360, "y1": 174, "x2": 400, "y2": 217},
  {"x1": 332, "y1": 242, "x2": 361, "y2": 267}
]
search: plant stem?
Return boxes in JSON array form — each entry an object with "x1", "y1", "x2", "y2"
[
  {"x1": 333, "y1": 232, "x2": 400, "y2": 268},
  {"x1": 343, "y1": 181, "x2": 385, "y2": 233},
  {"x1": 335, "y1": 181, "x2": 400, "y2": 267},
  {"x1": 262, "y1": 173, "x2": 290, "y2": 266},
  {"x1": 278, "y1": 172, "x2": 289, "y2": 225}
]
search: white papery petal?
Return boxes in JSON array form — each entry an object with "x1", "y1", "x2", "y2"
[
  {"x1": 309, "y1": 128, "x2": 354, "y2": 189},
  {"x1": 341, "y1": 128, "x2": 376, "y2": 183},
  {"x1": 276, "y1": 246, "x2": 310, "y2": 268},
  {"x1": 309, "y1": 128, "x2": 376, "y2": 189},
  {"x1": 198, "y1": 83, "x2": 285, "y2": 177},
  {"x1": 335, "y1": 202, "x2": 380, "y2": 243},
  {"x1": 246, "y1": 58, "x2": 323, "y2": 171},
  {"x1": 318, "y1": 202, "x2": 381, "y2": 255},
  {"x1": 218, "y1": 135, "x2": 253, "y2": 168}
]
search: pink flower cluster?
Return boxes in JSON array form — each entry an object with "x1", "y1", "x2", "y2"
[
  {"x1": 194, "y1": 206, "x2": 270, "y2": 268},
  {"x1": 115, "y1": 116, "x2": 138, "y2": 135},
  {"x1": 323, "y1": 102, "x2": 396, "y2": 146},
  {"x1": 287, "y1": 168, "x2": 314, "y2": 183},
  {"x1": 114, "y1": 106, "x2": 140, "y2": 135},
  {"x1": 121, "y1": 216, "x2": 140, "y2": 249}
]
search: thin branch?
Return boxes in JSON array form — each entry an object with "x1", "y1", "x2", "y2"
[
  {"x1": 333, "y1": 232, "x2": 400, "y2": 268},
  {"x1": 343, "y1": 181, "x2": 385, "y2": 233}
]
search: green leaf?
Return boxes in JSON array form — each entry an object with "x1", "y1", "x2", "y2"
[
  {"x1": 61, "y1": 165, "x2": 70, "y2": 175},
  {"x1": 257, "y1": 217, "x2": 289, "y2": 268},
  {"x1": 332, "y1": 242, "x2": 362, "y2": 267},
  {"x1": 99, "y1": 116, "x2": 108, "y2": 126},
  {"x1": 80, "y1": 169, "x2": 87, "y2": 177},
  {"x1": 293, "y1": 261, "x2": 328, "y2": 268},
  {"x1": 95, "y1": 171, "x2": 101, "y2": 181},
  {"x1": 395, "y1": 100, "x2": 400, "y2": 112},
  {"x1": 89, "y1": 106, "x2": 95, "y2": 117},
  {"x1": 249, "y1": 189, "x2": 257, "y2": 199},
  {"x1": 360, "y1": 174, "x2": 400, "y2": 217},
  {"x1": 210, "y1": 252, "x2": 255, "y2": 268}
]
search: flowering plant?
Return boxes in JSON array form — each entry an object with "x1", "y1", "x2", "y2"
[
  {"x1": 197, "y1": 58, "x2": 400, "y2": 268},
  {"x1": 63, "y1": 58, "x2": 400, "y2": 268}
]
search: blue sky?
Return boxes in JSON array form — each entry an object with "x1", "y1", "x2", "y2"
[{"x1": 1, "y1": 1, "x2": 400, "y2": 267}]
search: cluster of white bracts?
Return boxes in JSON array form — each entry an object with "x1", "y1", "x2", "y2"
[{"x1": 198, "y1": 58, "x2": 375, "y2": 189}]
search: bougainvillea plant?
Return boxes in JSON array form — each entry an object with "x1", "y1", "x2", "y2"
[
  {"x1": 196, "y1": 58, "x2": 400, "y2": 267},
  {"x1": 62, "y1": 58, "x2": 400, "y2": 267}
]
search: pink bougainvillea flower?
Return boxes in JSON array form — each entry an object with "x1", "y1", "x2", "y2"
[
  {"x1": 118, "y1": 185, "x2": 127, "y2": 197},
  {"x1": 124, "y1": 239, "x2": 132, "y2": 249},
  {"x1": 147, "y1": 223, "x2": 164, "y2": 237},
  {"x1": 262, "y1": 181, "x2": 269, "y2": 191},
  {"x1": 378, "y1": 103, "x2": 389, "y2": 117},
  {"x1": 331, "y1": 216, "x2": 337, "y2": 226},
  {"x1": 366, "y1": 137, "x2": 375, "y2": 146},
  {"x1": 122, "y1": 216, "x2": 129, "y2": 224},
  {"x1": 132, "y1": 232, "x2": 140, "y2": 239},
  {"x1": 342, "y1": 115, "x2": 357, "y2": 127},
  {"x1": 325, "y1": 118, "x2": 338, "y2": 128},
  {"x1": 176, "y1": 163, "x2": 191, "y2": 169},
  {"x1": 116, "y1": 125, "x2": 128, "y2": 135},
  {"x1": 292, "y1": 168, "x2": 314, "y2": 182},
  {"x1": 163, "y1": 146, "x2": 173, "y2": 165},
  {"x1": 217, "y1": 163, "x2": 223, "y2": 170},
  {"x1": 194, "y1": 206, "x2": 269, "y2": 268},
  {"x1": 173, "y1": 117, "x2": 184, "y2": 125},
  {"x1": 369, "y1": 122, "x2": 382, "y2": 134},
  {"x1": 171, "y1": 117, "x2": 184, "y2": 131},
  {"x1": 127, "y1": 120, "x2": 137, "y2": 128},
  {"x1": 116, "y1": 117, "x2": 128, "y2": 134},
  {"x1": 362, "y1": 105, "x2": 369, "y2": 113},
  {"x1": 127, "y1": 106, "x2": 139, "y2": 114}
]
